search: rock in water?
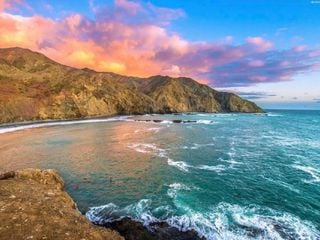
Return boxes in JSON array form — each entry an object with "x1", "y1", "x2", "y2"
[
  {"x1": 104, "y1": 217, "x2": 205, "y2": 240},
  {"x1": 0, "y1": 47, "x2": 263, "y2": 123}
]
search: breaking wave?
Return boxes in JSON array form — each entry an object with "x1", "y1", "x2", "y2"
[
  {"x1": 86, "y1": 200, "x2": 320, "y2": 240},
  {"x1": 167, "y1": 159, "x2": 228, "y2": 173}
]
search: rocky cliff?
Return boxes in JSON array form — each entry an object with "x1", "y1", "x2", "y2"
[
  {"x1": 0, "y1": 169, "x2": 205, "y2": 240},
  {"x1": 0, "y1": 47, "x2": 263, "y2": 123},
  {"x1": 0, "y1": 168, "x2": 123, "y2": 240}
]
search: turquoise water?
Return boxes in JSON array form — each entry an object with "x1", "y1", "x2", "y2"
[{"x1": 0, "y1": 110, "x2": 319, "y2": 239}]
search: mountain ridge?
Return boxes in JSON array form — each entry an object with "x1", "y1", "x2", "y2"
[{"x1": 0, "y1": 47, "x2": 263, "y2": 123}]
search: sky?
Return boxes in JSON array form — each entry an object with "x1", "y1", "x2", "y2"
[{"x1": 0, "y1": 0, "x2": 320, "y2": 109}]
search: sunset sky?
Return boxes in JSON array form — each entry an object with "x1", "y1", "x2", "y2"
[{"x1": 1, "y1": 0, "x2": 320, "y2": 109}]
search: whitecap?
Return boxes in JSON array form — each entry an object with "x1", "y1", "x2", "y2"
[
  {"x1": 86, "y1": 199, "x2": 157, "y2": 226},
  {"x1": 292, "y1": 165, "x2": 320, "y2": 183},
  {"x1": 167, "y1": 202, "x2": 320, "y2": 240},
  {"x1": 196, "y1": 120, "x2": 215, "y2": 125},
  {"x1": 167, "y1": 159, "x2": 191, "y2": 172},
  {"x1": 85, "y1": 203, "x2": 120, "y2": 224},
  {"x1": 128, "y1": 143, "x2": 167, "y2": 157},
  {"x1": 86, "y1": 200, "x2": 320, "y2": 240},
  {"x1": 159, "y1": 120, "x2": 173, "y2": 125},
  {"x1": 167, "y1": 183, "x2": 192, "y2": 198},
  {"x1": 167, "y1": 159, "x2": 228, "y2": 174},
  {"x1": 267, "y1": 113, "x2": 283, "y2": 117},
  {"x1": 196, "y1": 165, "x2": 226, "y2": 173}
]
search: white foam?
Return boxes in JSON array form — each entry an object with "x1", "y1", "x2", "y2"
[
  {"x1": 167, "y1": 159, "x2": 228, "y2": 174},
  {"x1": 196, "y1": 120, "x2": 215, "y2": 124},
  {"x1": 159, "y1": 120, "x2": 173, "y2": 125},
  {"x1": 167, "y1": 202, "x2": 320, "y2": 240},
  {"x1": 167, "y1": 183, "x2": 192, "y2": 198},
  {"x1": 197, "y1": 165, "x2": 226, "y2": 173},
  {"x1": 85, "y1": 203, "x2": 120, "y2": 224},
  {"x1": 292, "y1": 165, "x2": 320, "y2": 183},
  {"x1": 128, "y1": 143, "x2": 167, "y2": 157},
  {"x1": 0, "y1": 116, "x2": 129, "y2": 134},
  {"x1": 87, "y1": 200, "x2": 320, "y2": 240},
  {"x1": 167, "y1": 159, "x2": 191, "y2": 172},
  {"x1": 267, "y1": 113, "x2": 283, "y2": 117},
  {"x1": 86, "y1": 199, "x2": 157, "y2": 226}
]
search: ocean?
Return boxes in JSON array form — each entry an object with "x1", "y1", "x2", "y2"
[{"x1": 0, "y1": 110, "x2": 319, "y2": 239}]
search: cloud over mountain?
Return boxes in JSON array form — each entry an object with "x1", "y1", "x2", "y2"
[{"x1": 1, "y1": 0, "x2": 319, "y2": 87}]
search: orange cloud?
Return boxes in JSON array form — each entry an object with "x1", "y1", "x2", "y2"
[
  {"x1": 0, "y1": 0, "x2": 25, "y2": 13},
  {"x1": 0, "y1": 0, "x2": 319, "y2": 87}
]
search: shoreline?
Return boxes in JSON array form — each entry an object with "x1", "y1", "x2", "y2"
[
  {"x1": 0, "y1": 112, "x2": 269, "y2": 134},
  {"x1": 0, "y1": 168, "x2": 204, "y2": 240}
]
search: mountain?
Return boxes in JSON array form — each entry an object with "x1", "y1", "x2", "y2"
[{"x1": 0, "y1": 47, "x2": 263, "y2": 123}]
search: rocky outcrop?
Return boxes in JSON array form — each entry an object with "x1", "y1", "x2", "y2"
[
  {"x1": 0, "y1": 169, "x2": 123, "y2": 240},
  {"x1": 103, "y1": 217, "x2": 205, "y2": 240},
  {"x1": 0, "y1": 47, "x2": 263, "y2": 123},
  {"x1": 0, "y1": 169, "x2": 207, "y2": 240}
]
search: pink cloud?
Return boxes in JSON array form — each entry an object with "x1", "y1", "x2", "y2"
[
  {"x1": 0, "y1": 0, "x2": 319, "y2": 87},
  {"x1": 0, "y1": 0, "x2": 22, "y2": 12},
  {"x1": 293, "y1": 45, "x2": 307, "y2": 52},
  {"x1": 249, "y1": 75, "x2": 268, "y2": 82},
  {"x1": 248, "y1": 60, "x2": 265, "y2": 67},
  {"x1": 246, "y1": 37, "x2": 273, "y2": 52},
  {"x1": 115, "y1": 0, "x2": 141, "y2": 15}
]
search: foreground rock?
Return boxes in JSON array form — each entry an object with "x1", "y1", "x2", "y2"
[
  {"x1": 0, "y1": 169, "x2": 123, "y2": 240},
  {"x1": 0, "y1": 47, "x2": 263, "y2": 123},
  {"x1": 103, "y1": 217, "x2": 205, "y2": 240}
]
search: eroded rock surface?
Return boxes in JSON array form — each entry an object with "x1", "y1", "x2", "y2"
[{"x1": 0, "y1": 169, "x2": 123, "y2": 240}]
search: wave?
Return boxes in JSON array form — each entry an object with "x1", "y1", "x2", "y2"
[
  {"x1": 197, "y1": 165, "x2": 226, "y2": 173},
  {"x1": 196, "y1": 120, "x2": 216, "y2": 124},
  {"x1": 128, "y1": 143, "x2": 226, "y2": 174},
  {"x1": 0, "y1": 116, "x2": 130, "y2": 134},
  {"x1": 292, "y1": 165, "x2": 320, "y2": 183},
  {"x1": 86, "y1": 200, "x2": 320, "y2": 240},
  {"x1": 167, "y1": 159, "x2": 191, "y2": 172},
  {"x1": 167, "y1": 159, "x2": 228, "y2": 173},
  {"x1": 128, "y1": 143, "x2": 167, "y2": 157},
  {"x1": 167, "y1": 183, "x2": 192, "y2": 198},
  {"x1": 86, "y1": 199, "x2": 157, "y2": 226},
  {"x1": 266, "y1": 113, "x2": 283, "y2": 117}
]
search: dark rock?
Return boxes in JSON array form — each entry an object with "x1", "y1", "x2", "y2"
[
  {"x1": 0, "y1": 171, "x2": 15, "y2": 180},
  {"x1": 104, "y1": 217, "x2": 205, "y2": 240},
  {"x1": 172, "y1": 120, "x2": 182, "y2": 123},
  {"x1": 182, "y1": 120, "x2": 197, "y2": 123}
]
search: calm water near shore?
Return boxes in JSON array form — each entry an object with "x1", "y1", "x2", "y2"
[{"x1": 0, "y1": 110, "x2": 319, "y2": 239}]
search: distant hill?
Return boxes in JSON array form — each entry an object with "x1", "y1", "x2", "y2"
[{"x1": 0, "y1": 47, "x2": 263, "y2": 123}]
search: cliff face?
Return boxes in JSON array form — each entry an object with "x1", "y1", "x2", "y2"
[
  {"x1": 0, "y1": 47, "x2": 263, "y2": 123},
  {"x1": 0, "y1": 168, "x2": 123, "y2": 240}
]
